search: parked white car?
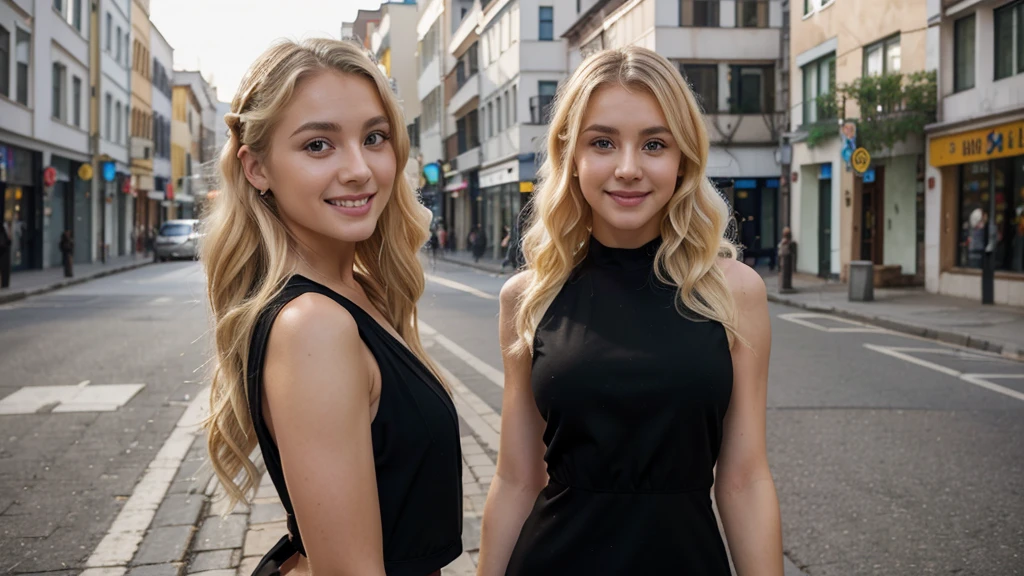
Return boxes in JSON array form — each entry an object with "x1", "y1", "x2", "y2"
[{"x1": 154, "y1": 219, "x2": 201, "y2": 261}]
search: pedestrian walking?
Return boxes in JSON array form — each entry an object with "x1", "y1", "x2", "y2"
[
  {"x1": 428, "y1": 227, "x2": 440, "y2": 268},
  {"x1": 202, "y1": 39, "x2": 462, "y2": 576},
  {"x1": 477, "y1": 46, "x2": 783, "y2": 575},
  {"x1": 0, "y1": 221, "x2": 11, "y2": 289},
  {"x1": 471, "y1": 224, "x2": 487, "y2": 262},
  {"x1": 59, "y1": 230, "x2": 74, "y2": 278},
  {"x1": 437, "y1": 224, "x2": 448, "y2": 253}
]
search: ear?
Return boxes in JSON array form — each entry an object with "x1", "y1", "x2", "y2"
[{"x1": 237, "y1": 145, "x2": 270, "y2": 192}]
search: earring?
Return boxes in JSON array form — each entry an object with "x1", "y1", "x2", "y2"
[
  {"x1": 259, "y1": 188, "x2": 268, "y2": 197},
  {"x1": 572, "y1": 170, "x2": 578, "y2": 177}
]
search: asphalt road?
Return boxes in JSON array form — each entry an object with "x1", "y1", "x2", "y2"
[{"x1": 1, "y1": 258, "x2": 1021, "y2": 575}]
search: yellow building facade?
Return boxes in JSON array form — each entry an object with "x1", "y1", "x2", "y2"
[{"x1": 130, "y1": 0, "x2": 155, "y2": 236}]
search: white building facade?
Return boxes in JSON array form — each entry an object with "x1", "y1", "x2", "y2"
[
  {"x1": 97, "y1": 0, "x2": 133, "y2": 258},
  {"x1": 925, "y1": 0, "x2": 1024, "y2": 305},
  {"x1": 149, "y1": 23, "x2": 172, "y2": 225},
  {"x1": 1, "y1": 0, "x2": 96, "y2": 269}
]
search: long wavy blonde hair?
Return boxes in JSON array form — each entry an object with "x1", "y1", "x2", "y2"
[
  {"x1": 513, "y1": 46, "x2": 740, "y2": 354},
  {"x1": 201, "y1": 39, "x2": 439, "y2": 507}
]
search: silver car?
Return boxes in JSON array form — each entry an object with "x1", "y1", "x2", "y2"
[{"x1": 154, "y1": 219, "x2": 201, "y2": 261}]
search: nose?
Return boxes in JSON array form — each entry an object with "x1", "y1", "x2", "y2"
[
  {"x1": 614, "y1": 148, "x2": 642, "y2": 182},
  {"x1": 338, "y1": 144, "x2": 373, "y2": 187}
]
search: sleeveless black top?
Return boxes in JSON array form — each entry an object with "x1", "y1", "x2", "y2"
[
  {"x1": 245, "y1": 275, "x2": 462, "y2": 576},
  {"x1": 505, "y1": 237, "x2": 734, "y2": 575}
]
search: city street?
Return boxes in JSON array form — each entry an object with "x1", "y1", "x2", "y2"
[{"x1": 0, "y1": 260, "x2": 1022, "y2": 575}]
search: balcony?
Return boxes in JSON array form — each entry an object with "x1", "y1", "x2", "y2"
[
  {"x1": 450, "y1": 74, "x2": 480, "y2": 117},
  {"x1": 703, "y1": 114, "x2": 776, "y2": 145},
  {"x1": 455, "y1": 146, "x2": 482, "y2": 172},
  {"x1": 131, "y1": 136, "x2": 154, "y2": 160},
  {"x1": 528, "y1": 95, "x2": 555, "y2": 125}
]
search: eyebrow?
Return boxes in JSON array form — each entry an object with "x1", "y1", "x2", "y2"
[
  {"x1": 582, "y1": 124, "x2": 671, "y2": 137},
  {"x1": 290, "y1": 115, "x2": 390, "y2": 138}
]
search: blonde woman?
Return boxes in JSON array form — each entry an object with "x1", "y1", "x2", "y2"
[
  {"x1": 477, "y1": 47, "x2": 783, "y2": 574},
  {"x1": 202, "y1": 39, "x2": 462, "y2": 575}
]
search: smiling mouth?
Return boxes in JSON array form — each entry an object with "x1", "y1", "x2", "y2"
[{"x1": 325, "y1": 196, "x2": 372, "y2": 208}]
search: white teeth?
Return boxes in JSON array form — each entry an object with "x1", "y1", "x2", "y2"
[{"x1": 327, "y1": 197, "x2": 370, "y2": 208}]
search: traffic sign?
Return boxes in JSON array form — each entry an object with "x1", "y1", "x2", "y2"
[{"x1": 852, "y1": 148, "x2": 871, "y2": 173}]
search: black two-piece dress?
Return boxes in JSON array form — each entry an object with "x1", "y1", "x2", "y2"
[
  {"x1": 246, "y1": 275, "x2": 463, "y2": 576},
  {"x1": 506, "y1": 236, "x2": 735, "y2": 575}
]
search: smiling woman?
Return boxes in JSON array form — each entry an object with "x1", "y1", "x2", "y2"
[{"x1": 200, "y1": 39, "x2": 462, "y2": 575}]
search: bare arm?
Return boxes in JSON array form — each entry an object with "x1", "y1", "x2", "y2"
[
  {"x1": 263, "y1": 294, "x2": 385, "y2": 576},
  {"x1": 476, "y1": 272, "x2": 549, "y2": 576},
  {"x1": 714, "y1": 260, "x2": 784, "y2": 576}
]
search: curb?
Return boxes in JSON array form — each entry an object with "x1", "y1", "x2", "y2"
[
  {"x1": 0, "y1": 260, "x2": 153, "y2": 305},
  {"x1": 435, "y1": 254, "x2": 511, "y2": 276},
  {"x1": 766, "y1": 292, "x2": 1024, "y2": 362}
]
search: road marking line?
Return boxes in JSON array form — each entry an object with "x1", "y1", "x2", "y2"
[
  {"x1": 779, "y1": 312, "x2": 887, "y2": 333},
  {"x1": 425, "y1": 273, "x2": 498, "y2": 300},
  {"x1": 149, "y1": 297, "x2": 172, "y2": 305},
  {"x1": 864, "y1": 344, "x2": 1024, "y2": 403},
  {"x1": 84, "y1": 386, "x2": 209, "y2": 568},
  {"x1": 958, "y1": 374, "x2": 1024, "y2": 403},
  {"x1": 420, "y1": 321, "x2": 504, "y2": 388}
]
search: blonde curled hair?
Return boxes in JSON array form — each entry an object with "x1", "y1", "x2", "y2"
[
  {"x1": 513, "y1": 46, "x2": 740, "y2": 354},
  {"x1": 201, "y1": 38, "x2": 439, "y2": 508}
]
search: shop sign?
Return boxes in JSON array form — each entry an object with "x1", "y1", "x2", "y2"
[{"x1": 929, "y1": 119, "x2": 1024, "y2": 167}]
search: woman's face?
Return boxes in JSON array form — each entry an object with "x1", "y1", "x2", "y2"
[
  {"x1": 240, "y1": 70, "x2": 396, "y2": 247},
  {"x1": 573, "y1": 83, "x2": 683, "y2": 248}
]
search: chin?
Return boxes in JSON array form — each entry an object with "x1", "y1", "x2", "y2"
[{"x1": 596, "y1": 211, "x2": 661, "y2": 233}]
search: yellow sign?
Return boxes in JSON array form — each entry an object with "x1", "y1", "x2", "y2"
[
  {"x1": 519, "y1": 181, "x2": 534, "y2": 193},
  {"x1": 930, "y1": 119, "x2": 1024, "y2": 167},
  {"x1": 851, "y1": 147, "x2": 871, "y2": 173},
  {"x1": 78, "y1": 163, "x2": 94, "y2": 181}
]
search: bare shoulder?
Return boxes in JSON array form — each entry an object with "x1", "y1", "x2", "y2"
[
  {"x1": 266, "y1": 292, "x2": 363, "y2": 365},
  {"x1": 717, "y1": 257, "x2": 767, "y2": 309},
  {"x1": 499, "y1": 270, "x2": 535, "y2": 312}
]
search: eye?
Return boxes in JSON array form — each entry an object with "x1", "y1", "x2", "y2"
[
  {"x1": 304, "y1": 139, "x2": 331, "y2": 154},
  {"x1": 365, "y1": 131, "x2": 391, "y2": 146},
  {"x1": 592, "y1": 138, "x2": 614, "y2": 149},
  {"x1": 643, "y1": 140, "x2": 666, "y2": 151}
]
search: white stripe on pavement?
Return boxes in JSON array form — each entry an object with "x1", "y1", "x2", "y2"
[
  {"x1": 864, "y1": 344, "x2": 1024, "y2": 403},
  {"x1": 420, "y1": 321, "x2": 505, "y2": 388},
  {"x1": 425, "y1": 273, "x2": 498, "y2": 300},
  {"x1": 84, "y1": 386, "x2": 210, "y2": 569}
]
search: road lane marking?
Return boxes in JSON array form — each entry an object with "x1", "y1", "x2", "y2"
[
  {"x1": 420, "y1": 321, "x2": 504, "y2": 388},
  {"x1": 0, "y1": 383, "x2": 146, "y2": 415},
  {"x1": 778, "y1": 312, "x2": 888, "y2": 333},
  {"x1": 84, "y1": 385, "x2": 209, "y2": 569},
  {"x1": 425, "y1": 273, "x2": 498, "y2": 300},
  {"x1": 864, "y1": 344, "x2": 1024, "y2": 403}
]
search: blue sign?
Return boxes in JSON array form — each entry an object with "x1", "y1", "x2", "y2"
[
  {"x1": 819, "y1": 163, "x2": 833, "y2": 180},
  {"x1": 765, "y1": 179, "x2": 780, "y2": 189},
  {"x1": 102, "y1": 161, "x2": 116, "y2": 182},
  {"x1": 734, "y1": 179, "x2": 758, "y2": 190},
  {"x1": 422, "y1": 163, "x2": 440, "y2": 185},
  {"x1": 863, "y1": 167, "x2": 876, "y2": 183}
]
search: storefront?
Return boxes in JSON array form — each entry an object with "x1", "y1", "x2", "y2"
[
  {"x1": 929, "y1": 118, "x2": 1024, "y2": 303},
  {"x1": 48, "y1": 156, "x2": 92, "y2": 266},
  {"x1": 1, "y1": 143, "x2": 42, "y2": 271}
]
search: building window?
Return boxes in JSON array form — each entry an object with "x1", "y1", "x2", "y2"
[
  {"x1": 73, "y1": 0, "x2": 82, "y2": 30},
  {"x1": 115, "y1": 101, "x2": 122, "y2": 144},
  {"x1": 469, "y1": 42, "x2": 479, "y2": 75},
  {"x1": 505, "y1": 89, "x2": 511, "y2": 127},
  {"x1": 497, "y1": 96, "x2": 503, "y2": 132},
  {"x1": 802, "y1": 53, "x2": 835, "y2": 124},
  {"x1": 125, "y1": 105, "x2": 130, "y2": 143},
  {"x1": 954, "y1": 14, "x2": 976, "y2": 92},
  {"x1": 73, "y1": 76, "x2": 81, "y2": 127},
  {"x1": 680, "y1": 64, "x2": 718, "y2": 113},
  {"x1": 106, "y1": 13, "x2": 111, "y2": 52},
  {"x1": 488, "y1": 102, "x2": 494, "y2": 137},
  {"x1": 0, "y1": 26, "x2": 9, "y2": 98},
  {"x1": 116, "y1": 26, "x2": 122, "y2": 62},
  {"x1": 15, "y1": 28, "x2": 29, "y2": 106},
  {"x1": 539, "y1": 6, "x2": 554, "y2": 41},
  {"x1": 995, "y1": 1, "x2": 1024, "y2": 80},
  {"x1": 680, "y1": 0, "x2": 720, "y2": 27},
  {"x1": 125, "y1": 32, "x2": 130, "y2": 67},
  {"x1": 52, "y1": 62, "x2": 66, "y2": 120},
  {"x1": 730, "y1": 65, "x2": 774, "y2": 113},
  {"x1": 957, "y1": 158, "x2": 1024, "y2": 271},
  {"x1": 105, "y1": 93, "x2": 112, "y2": 140},
  {"x1": 805, "y1": 0, "x2": 812, "y2": 14},
  {"x1": 864, "y1": 34, "x2": 901, "y2": 77},
  {"x1": 511, "y1": 85, "x2": 517, "y2": 123},
  {"x1": 804, "y1": 0, "x2": 833, "y2": 15},
  {"x1": 736, "y1": 0, "x2": 769, "y2": 28}
]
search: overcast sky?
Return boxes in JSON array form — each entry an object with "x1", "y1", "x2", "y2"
[{"x1": 150, "y1": 0, "x2": 387, "y2": 102}]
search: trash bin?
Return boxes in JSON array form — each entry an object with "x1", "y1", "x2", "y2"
[{"x1": 848, "y1": 260, "x2": 874, "y2": 302}]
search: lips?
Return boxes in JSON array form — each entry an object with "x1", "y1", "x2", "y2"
[
  {"x1": 605, "y1": 190, "x2": 650, "y2": 207},
  {"x1": 325, "y1": 192, "x2": 374, "y2": 208}
]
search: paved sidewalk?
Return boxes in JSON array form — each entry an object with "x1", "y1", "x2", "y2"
[
  {"x1": 762, "y1": 271, "x2": 1024, "y2": 360},
  {"x1": 434, "y1": 249, "x2": 510, "y2": 276},
  {"x1": 0, "y1": 253, "x2": 153, "y2": 304}
]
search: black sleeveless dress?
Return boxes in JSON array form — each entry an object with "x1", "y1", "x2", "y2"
[
  {"x1": 245, "y1": 275, "x2": 462, "y2": 576},
  {"x1": 505, "y1": 237, "x2": 734, "y2": 575}
]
